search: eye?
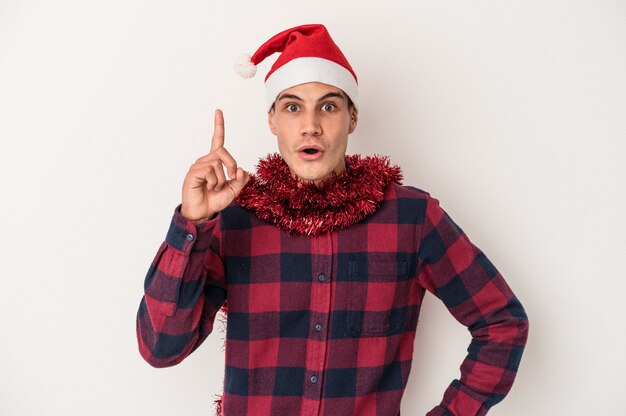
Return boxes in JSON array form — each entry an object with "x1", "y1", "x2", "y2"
[
  {"x1": 321, "y1": 103, "x2": 336, "y2": 112},
  {"x1": 285, "y1": 103, "x2": 299, "y2": 112}
]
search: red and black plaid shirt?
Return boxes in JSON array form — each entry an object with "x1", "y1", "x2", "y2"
[{"x1": 137, "y1": 184, "x2": 529, "y2": 416}]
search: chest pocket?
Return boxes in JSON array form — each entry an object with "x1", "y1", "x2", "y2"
[{"x1": 346, "y1": 260, "x2": 414, "y2": 337}]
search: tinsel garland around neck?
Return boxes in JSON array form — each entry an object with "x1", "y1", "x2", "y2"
[{"x1": 236, "y1": 153, "x2": 403, "y2": 236}]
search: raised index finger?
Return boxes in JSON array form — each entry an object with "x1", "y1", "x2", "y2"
[{"x1": 210, "y1": 109, "x2": 225, "y2": 151}]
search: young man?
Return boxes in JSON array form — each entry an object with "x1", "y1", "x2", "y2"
[{"x1": 137, "y1": 24, "x2": 529, "y2": 416}]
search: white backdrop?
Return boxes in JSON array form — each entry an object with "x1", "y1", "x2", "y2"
[{"x1": 1, "y1": 1, "x2": 625, "y2": 415}]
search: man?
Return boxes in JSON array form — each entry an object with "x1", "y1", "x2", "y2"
[{"x1": 136, "y1": 24, "x2": 529, "y2": 416}]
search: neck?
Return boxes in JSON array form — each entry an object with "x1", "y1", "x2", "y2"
[{"x1": 289, "y1": 161, "x2": 347, "y2": 188}]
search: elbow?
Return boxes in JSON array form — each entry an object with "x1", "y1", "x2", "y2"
[
  {"x1": 142, "y1": 354, "x2": 182, "y2": 369},
  {"x1": 138, "y1": 336, "x2": 191, "y2": 368},
  {"x1": 518, "y1": 305, "x2": 530, "y2": 346},
  {"x1": 501, "y1": 297, "x2": 530, "y2": 347},
  {"x1": 136, "y1": 320, "x2": 196, "y2": 368},
  {"x1": 510, "y1": 294, "x2": 529, "y2": 343},
  {"x1": 470, "y1": 296, "x2": 530, "y2": 346}
]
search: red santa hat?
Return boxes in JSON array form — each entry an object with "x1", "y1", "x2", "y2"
[{"x1": 235, "y1": 24, "x2": 359, "y2": 111}]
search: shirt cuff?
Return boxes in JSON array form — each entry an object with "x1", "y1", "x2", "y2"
[{"x1": 165, "y1": 204, "x2": 220, "y2": 252}]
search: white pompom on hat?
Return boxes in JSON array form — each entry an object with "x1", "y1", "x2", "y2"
[
  {"x1": 234, "y1": 53, "x2": 257, "y2": 79},
  {"x1": 234, "y1": 24, "x2": 359, "y2": 111}
]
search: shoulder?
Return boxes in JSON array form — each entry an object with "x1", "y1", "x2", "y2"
[
  {"x1": 369, "y1": 183, "x2": 436, "y2": 224},
  {"x1": 398, "y1": 183, "x2": 430, "y2": 196},
  {"x1": 384, "y1": 182, "x2": 434, "y2": 201}
]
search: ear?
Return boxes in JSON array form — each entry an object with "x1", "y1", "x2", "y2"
[
  {"x1": 348, "y1": 107, "x2": 358, "y2": 134},
  {"x1": 268, "y1": 107, "x2": 277, "y2": 135}
]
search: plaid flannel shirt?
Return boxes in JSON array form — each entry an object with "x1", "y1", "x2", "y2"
[{"x1": 137, "y1": 184, "x2": 529, "y2": 416}]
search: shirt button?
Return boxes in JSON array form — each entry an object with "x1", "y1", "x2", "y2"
[
  {"x1": 310, "y1": 375, "x2": 318, "y2": 384},
  {"x1": 185, "y1": 233, "x2": 194, "y2": 241},
  {"x1": 317, "y1": 273, "x2": 326, "y2": 282},
  {"x1": 314, "y1": 324, "x2": 323, "y2": 332}
]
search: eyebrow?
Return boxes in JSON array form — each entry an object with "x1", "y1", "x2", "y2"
[
  {"x1": 276, "y1": 91, "x2": 346, "y2": 103},
  {"x1": 317, "y1": 92, "x2": 346, "y2": 102},
  {"x1": 277, "y1": 93, "x2": 303, "y2": 102}
]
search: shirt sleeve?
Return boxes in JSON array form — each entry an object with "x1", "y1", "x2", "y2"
[
  {"x1": 417, "y1": 194, "x2": 529, "y2": 416},
  {"x1": 136, "y1": 204, "x2": 227, "y2": 368}
]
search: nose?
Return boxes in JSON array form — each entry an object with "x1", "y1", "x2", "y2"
[{"x1": 300, "y1": 110, "x2": 322, "y2": 136}]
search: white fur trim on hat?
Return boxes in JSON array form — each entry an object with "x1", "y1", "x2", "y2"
[{"x1": 265, "y1": 57, "x2": 359, "y2": 111}]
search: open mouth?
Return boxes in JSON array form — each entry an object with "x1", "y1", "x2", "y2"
[{"x1": 299, "y1": 146, "x2": 324, "y2": 160}]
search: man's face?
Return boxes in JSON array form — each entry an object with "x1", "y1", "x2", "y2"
[{"x1": 268, "y1": 82, "x2": 358, "y2": 186}]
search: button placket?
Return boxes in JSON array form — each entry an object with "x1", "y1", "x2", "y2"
[{"x1": 302, "y1": 232, "x2": 334, "y2": 416}]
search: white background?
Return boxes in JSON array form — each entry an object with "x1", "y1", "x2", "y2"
[{"x1": 1, "y1": 1, "x2": 625, "y2": 415}]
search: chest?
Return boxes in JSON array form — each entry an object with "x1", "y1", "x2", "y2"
[{"x1": 220, "y1": 211, "x2": 425, "y2": 339}]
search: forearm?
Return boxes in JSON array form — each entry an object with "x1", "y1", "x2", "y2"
[
  {"x1": 136, "y1": 205, "x2": 226, "y2": 367},
  {"x1": 418, "y1": 194, "x2": 529, "y2": 415},
  {"x1": 426, "y1": 291, "x2": 529, "y2": 415}
]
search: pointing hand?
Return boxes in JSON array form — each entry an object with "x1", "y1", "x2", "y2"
[{"x1": 181, "y1": 109, "x2": 250, "y2": 223}]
